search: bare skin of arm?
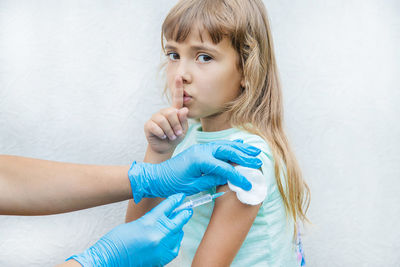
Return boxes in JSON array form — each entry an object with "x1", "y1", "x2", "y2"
[
  {"x1": 125, "y1": 146, "x2": 173, "y2": 222},
  {"x1": 0, "y1": 155, "x2": 131, "y2": 215},
  {"x1": 192, "y1": 184, "x2": 262, "y2": 267}
]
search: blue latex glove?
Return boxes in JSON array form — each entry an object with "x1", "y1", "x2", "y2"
[
  {"x1": 129, "y1": 140, "x2": 262, "y2": 203},
  {"x1": 68, "y1": 193, "x2": 192, "y2": 267}
]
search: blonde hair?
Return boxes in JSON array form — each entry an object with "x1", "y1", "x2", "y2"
[{"x1": 162, "y1": 0, "x2": 310, "y2": 234}]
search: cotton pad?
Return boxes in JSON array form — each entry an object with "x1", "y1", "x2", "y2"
[{"x1": 228, "y1": 165, "x2": 267, "y2": 205}]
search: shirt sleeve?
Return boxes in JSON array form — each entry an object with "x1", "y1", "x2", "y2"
[{"x1": 227, "y1": 134, "x2": 275, "y2": 205}]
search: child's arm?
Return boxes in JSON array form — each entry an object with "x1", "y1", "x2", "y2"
[
  {"x1": 126, "y1": 76, "x2": 188, "y2": 222},
  {"x1": 192, "y1": 184, "x2": 262, "y2": 266}
]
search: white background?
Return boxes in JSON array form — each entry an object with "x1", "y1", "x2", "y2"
[{"x1": 0, "y1": 1, "x2": 399, "y2": 266}]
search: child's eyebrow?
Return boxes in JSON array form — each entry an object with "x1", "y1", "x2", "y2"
[
  {"x1": 164, "y1": 44, "x2": 219, "y2": 55},
  {"x1": 190, "y1": 45, "x2": 219, "y2": 55},
  {"x1": 164, "y1": 44, "x2": 177, "y2": 51}
]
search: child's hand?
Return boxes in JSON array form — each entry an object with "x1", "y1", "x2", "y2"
[{"x1": 145, "y1": 76, "x2": 189, "y2": 154}]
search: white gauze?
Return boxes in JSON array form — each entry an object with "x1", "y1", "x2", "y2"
[{"x1": 227, "y1": 165, "x2": 267, "y2": 205}]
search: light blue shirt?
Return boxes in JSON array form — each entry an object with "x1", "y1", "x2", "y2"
[{"x1": 170, "y1": 123, "x2": 299, "y2": 266}]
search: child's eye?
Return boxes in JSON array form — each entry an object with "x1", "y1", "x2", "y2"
[
  {"x1": 167, "y1": 52, "x2": 179, "y2": 61},
  {"x1": 197, "y1": 54, "x2": 213, "y2": 63}
]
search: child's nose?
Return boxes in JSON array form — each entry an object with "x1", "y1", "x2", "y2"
[
  {"x1": 181, "y1": 75, "x2": 190, "y2": 84},
  {"x1": 176, "y1": 61, "x2": 192, "y2": 84}
]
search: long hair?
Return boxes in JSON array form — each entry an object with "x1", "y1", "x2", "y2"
[{"x1": 161, "y1": 0, "x2": 310, "y2": 235}]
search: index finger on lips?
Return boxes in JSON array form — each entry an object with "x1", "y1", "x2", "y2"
[{"x1": 172, "y1": 75, "x2": 183, "y2": 109}]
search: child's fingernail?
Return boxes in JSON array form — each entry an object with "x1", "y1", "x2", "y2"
[
  {"x1": 162, "y1": 135, "x2": 167, "y2": 139},
  {"x1": 176, "y1": 130, "x2": 182, "y2": 136},
  {"x1": 170, "y1": 135, "x2": 177, "y2": 140}
]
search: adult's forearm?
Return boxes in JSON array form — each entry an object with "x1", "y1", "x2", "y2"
[{"x1": 0, "y1": 155, "x2": 131, "y2": 215}]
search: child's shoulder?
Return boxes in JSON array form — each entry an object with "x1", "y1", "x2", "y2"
[
  {"x1": 183, "y1": 122, "x2": 274, "y2": 162},
  {"x1": 231, "y1": 128, "x2": 282, "y2": 204}
]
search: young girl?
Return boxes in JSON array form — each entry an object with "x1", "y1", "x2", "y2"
[{"x1": 126, "y1": 0, "x2": 310, "y2": 266}]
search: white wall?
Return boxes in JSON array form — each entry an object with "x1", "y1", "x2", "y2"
[{"x1": 0, "y1": 1, "x2": 399, "y2": 266}]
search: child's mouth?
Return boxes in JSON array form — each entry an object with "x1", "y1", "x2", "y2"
[{"x1": 183, "y1": 91, "x2": 192, "y2": 103}]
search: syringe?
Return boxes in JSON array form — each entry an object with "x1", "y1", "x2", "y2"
[{"x1": 172, "y1": 191, "x2": 226, "y2": 214}]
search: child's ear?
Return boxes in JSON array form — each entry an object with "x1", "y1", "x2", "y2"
[{"x1": 240, "y1": 78, "x2": 245, "y2": 89}]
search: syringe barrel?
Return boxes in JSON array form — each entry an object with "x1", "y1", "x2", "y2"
[
  {"x1": 172, "y1": 200, "x2": 193, "y2": 214},
  {"x1": 191, "y1": 194, "x2": 212, "y2": 207},
  {"x1": 172, "y1": 194, "x2": 213, "y2": 214}
]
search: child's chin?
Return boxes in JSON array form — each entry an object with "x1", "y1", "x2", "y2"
[
  {"x1": 187, "y1": 113, "x2": 196, "y2": 119},
  {"x1": 186, "y1": 108, "x2": 207, "y2": 120},
  {"x1": 186, "y1": 109, "x2": 194, "y2": 118},
  {"x1": 187, "y1": 112, "x2": 201, "y2": 120}
]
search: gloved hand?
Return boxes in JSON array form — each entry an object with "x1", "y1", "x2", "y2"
[
  {"x1": 68, "y1": 193, "x2": 192, "y2": 267},
  {"x1": 128, "y1": 140, "x2": 262, "y2": 203}
]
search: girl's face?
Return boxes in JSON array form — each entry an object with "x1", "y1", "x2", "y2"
[{"x1": 165, "y1": 28, "x2": 243, "y2": 120}]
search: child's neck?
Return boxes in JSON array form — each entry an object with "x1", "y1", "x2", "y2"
[{"x1": 200, "y1": 112, "x2": 232, "y2": 132}]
